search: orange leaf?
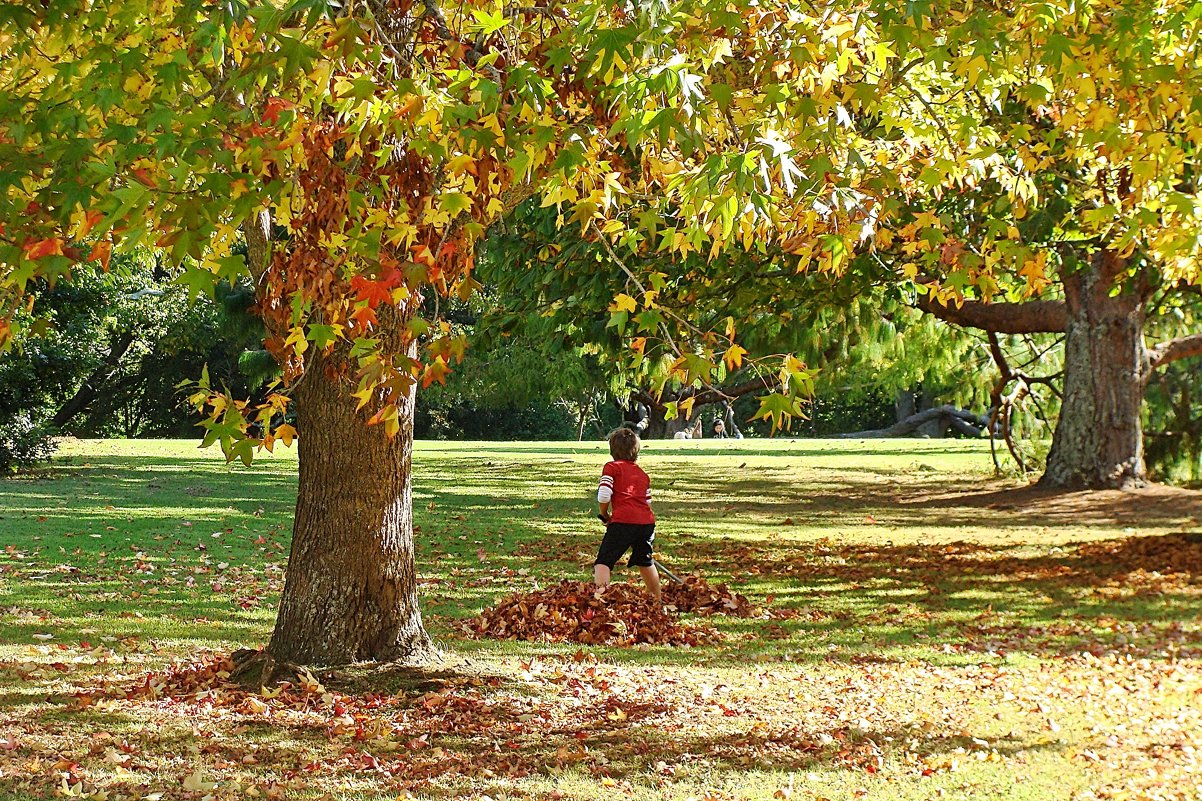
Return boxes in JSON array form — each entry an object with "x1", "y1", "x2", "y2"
[
  {"x1": 421, "y1": 357, "x2": 451, "y2": 388},
  {"x1": 396, "y1": 95, "x2": 421, "y2": 119},
  {"x1": 88, "y1": 241, "x2": 112, "y2": 270},
  {"x1": 23, "y1": 238, "x2": 62, "y2": 259},
  {"x1": 411, "y1": 244, "x2": 435, "y2": 266},
  {"x1": 79, "y1": 210, "x2": 104, "y2": 238},
  {"x1": 262, "y1": 97, "x2": 294, "y2": 125},
  {"x1": 350, "y1": 304, "x2": 379, "y2": 329}
]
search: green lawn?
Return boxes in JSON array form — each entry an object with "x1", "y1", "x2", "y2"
[{"x1": 1, "y1": 438, "x2": 1200, "y2": 800}]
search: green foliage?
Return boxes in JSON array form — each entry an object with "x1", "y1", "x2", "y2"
[
  {"x1": 416, "y1": 398, "x2": 576, "y2": 441},
  {"x1": 0, "y1": 254, "x2": 273, "y2": 443},
  {"x1": 0, "y1": 414, "x2": 57, "y2": 475},
  {"x1": 1146, "y1": 361, "x2": 1202, "y2": 486},
  {"x1": 0, "y1": 255, "x2": 163, "y2": 464}
]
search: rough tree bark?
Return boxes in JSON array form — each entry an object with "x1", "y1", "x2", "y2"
[
  {"x1": 266, "y1": 342, "x2": 434, "y2": 666},
  {"x1": 918, "y1": 252, "x2": 1170, "y2": 489},
  {"x1": 1041, "y1": 253, "x2": 1149, "y2": 489},
  {"x1": 240, "y1": 214, "x2": 433, "y2": 669}
]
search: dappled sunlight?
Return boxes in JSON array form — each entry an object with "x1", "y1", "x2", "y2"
[{"x1": 2, "y1": 439, "x2": 1201, "y2": 799}]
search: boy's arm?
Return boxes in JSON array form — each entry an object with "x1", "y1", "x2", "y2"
[{"x1": 597, "y1": 464, "x2": 614, "y2": 523}]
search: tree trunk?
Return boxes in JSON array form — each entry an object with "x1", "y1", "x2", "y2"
[
  {"x1": 266, "y1": 348, "x2": 433, "y2": 666},
  {"x1": 50, "y1": 330, "x2": 136, "y2": 430},
  {"x1": 1041, "y1": 254, "x2": 1148, "y2": 489},
  {"x1": 894, "y1": 389, "x2": 916, "y2": 423},
  {"x1": 576, "y1": 396, "x2": 591, "y2": 441}
]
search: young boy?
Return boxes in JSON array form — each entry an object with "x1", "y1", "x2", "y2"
[{"x1": 594, "y1": 427, "x2": 661, "y2": 602}]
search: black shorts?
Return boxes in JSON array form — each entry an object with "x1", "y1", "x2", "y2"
[{"x1": 594, "y1": 522, "x2": 656, "y2": 569}]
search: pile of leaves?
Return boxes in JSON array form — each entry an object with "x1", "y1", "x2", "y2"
[
  {"x1": 460, "y1": 581, "x2": 717, "y2": 646},
  {"x1": 662, "y1": 574, "x2": 757, "y2": 617}
]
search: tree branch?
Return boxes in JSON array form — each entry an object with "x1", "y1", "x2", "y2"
[
  {"x1": 241, "y1": 210, "x2": 272, "y2": 282},
  {"x1": 835, "y1": 405, "x2": 987, "y2": 439},
  {"x1": 50, "y1": 331, "x2": 137, "y2": 430},
  {"x1": 1148, "y1": 332, "x2": 1202, "y2": 372},
  {"x1": 918, "y1": 295, "x2": 1067, "y2": 334}
]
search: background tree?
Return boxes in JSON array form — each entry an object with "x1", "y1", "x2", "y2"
[
  {"x1": 0, "y1": 256, "x2": 167, "y2": 470},
  {"x1": 862, "y1": 0, "x2": 1202, "y2": 488},
  {"x1": 479, "y1": 200, "x2": 1008, "y2": 440},
  {"x1": 417, "y1": 294, "x2": 605, "y2": 440}
]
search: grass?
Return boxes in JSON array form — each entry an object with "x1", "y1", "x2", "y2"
[{"x1": 1, "y1": 437, "x2": 1200, "y2": 801}]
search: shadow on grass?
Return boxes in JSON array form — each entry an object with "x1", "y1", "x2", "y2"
[
  {"x1": 0, "y1": 654, "x2": 1058, "y2": 799},
  {"x1": 5, "y1": 446, "x2": 1202, "y2": 667},
  {"x1": 680, "y1": 532, "x2": 1202, "y2": 662}
]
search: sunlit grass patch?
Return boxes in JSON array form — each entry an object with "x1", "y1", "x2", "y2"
[{"x1": 1, "y1": 438, "x2": 1200, "y2": 800}]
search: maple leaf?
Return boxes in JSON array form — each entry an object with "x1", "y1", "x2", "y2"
[
  {"x1": 722, "y1": 344, "x2": 748, "y2": 370},
  {"x1": 608, "y1": 293, "x2": 637, "y2": 313},
  {"x1": 22, "y1": 238, "x2": 62, "y2": 259},
  {"x1": 421, "y1": 356, "x2": 451, "y2": 388},
  {"x1": 87, "y1": 240, "x2": 112, "y2": 270}
]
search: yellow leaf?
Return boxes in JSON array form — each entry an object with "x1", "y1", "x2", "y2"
[
  {"x1": 276, "y1": 423, "x2": 296, "y2": 447},
  {"x1": 446, "y1": 154, "x2": 476, "y2": 175},
  {"x1": 609, "y1": 293, "x2": 637, "y2": 313},
  {"x1": 182, "y1": 769, "x2": 216, "y2": 792},
  {"x1": 723, "y1": 344, "x2": 748, "y2": 370}
]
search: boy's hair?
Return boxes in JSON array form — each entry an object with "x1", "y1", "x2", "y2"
[{"x1": 608, "y1": 427, "x2": 641, "y2": 461}]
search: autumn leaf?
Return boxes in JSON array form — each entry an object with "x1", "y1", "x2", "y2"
[
  {"x1": 722, "y1": 344, "x2": 748, "y2": 370},
  {"x1": 22, "y1": 238, "x2": 62, "y2": 259},
  {"x1": 181, "y1": 769, "x2": 216, "y2": 792},
  {"x1": 608, "y1": 293, "x2": 637, "y2": 313}
]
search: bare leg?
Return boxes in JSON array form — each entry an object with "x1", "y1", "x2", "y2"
[
  {"x1": 638, "y1": 564, "x2": 662, "y2": 602},
  {"x1": 593, "y1": 563, "x2": 611, "y2": 589}
]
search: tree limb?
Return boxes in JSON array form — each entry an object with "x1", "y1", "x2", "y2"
[
  {"x1": 50, "y1": 331, "x2": 137, "y2": 430},
  {"x1": 1148, "y1": 332, "x2": 1202, "y2": 372},
  {"x1": 835, "y1": 405, "x2": 987, "y2": 439},
  {"x1": 631, "y1": 377, "x2": 774, "y2": 413},
  {"x1": 918, "y1": 295, "x2": 1067, "y2": 333}
]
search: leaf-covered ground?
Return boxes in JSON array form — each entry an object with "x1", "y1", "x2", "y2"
[{"x1": 1, "y1": 438, "x2": 1200, "y2": 801}]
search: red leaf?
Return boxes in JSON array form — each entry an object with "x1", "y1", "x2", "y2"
[{"x1": 22, "y1": 238, "x2": 62, "y2": 259}]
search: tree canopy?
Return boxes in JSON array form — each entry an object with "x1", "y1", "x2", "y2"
[{"x1": 6, "y1": 1, "x2": 1199, "y2": 452}]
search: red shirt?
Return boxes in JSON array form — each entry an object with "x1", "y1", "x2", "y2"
[{"x1": 598, "y1": 460, "x2": 655, "y2": 524}]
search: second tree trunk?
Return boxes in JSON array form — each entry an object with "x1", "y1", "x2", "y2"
[{"x1": 1042, "y1": 255, "x2": 1149, "y2": 489}]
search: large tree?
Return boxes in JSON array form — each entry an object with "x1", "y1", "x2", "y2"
[
  {"x1": 864, "y1": 1, "x2": 1202, "y2": 488},
  {"x1": 481, "y1": 0, "x2": 1202, "y2": 484},
  {"x1": 0, "y1": 0, "x2": 853, "y2": 667}
]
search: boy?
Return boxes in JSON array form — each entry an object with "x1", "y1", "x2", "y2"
[{"x1": 594, "y1": 427, "x2": 661, "y2": 602}]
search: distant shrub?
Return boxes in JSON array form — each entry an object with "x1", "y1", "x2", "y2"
[{"x1": 0, "y1": 414, "x2": 58, "y2": 476}]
